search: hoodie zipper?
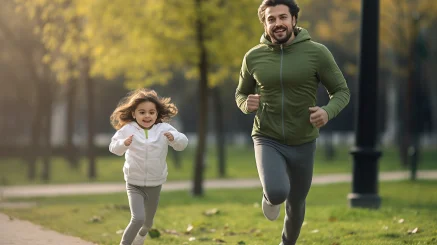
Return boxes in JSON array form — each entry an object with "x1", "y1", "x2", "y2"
[
  {"x1": 144, "y1": 129, "x2": 148, "y2": 185},
  {"x1": 280, "y1": 45, "x2": 285, "y2": 142}
]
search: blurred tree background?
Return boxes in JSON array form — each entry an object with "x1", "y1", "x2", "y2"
[{"x1": 0, "y1": 0, "x2": 436, "y2": 194}]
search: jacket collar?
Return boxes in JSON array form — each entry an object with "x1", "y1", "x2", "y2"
[{"x1": 129, "y1": 121, "x2": 156, "y2": 131}]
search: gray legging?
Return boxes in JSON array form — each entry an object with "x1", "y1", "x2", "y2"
[
  {"x1": 253, "y1": 136, "x2": 316, "y2": 245},
  {"x1": 120, "y1": 183, "x2": 162, "y2": 245}
]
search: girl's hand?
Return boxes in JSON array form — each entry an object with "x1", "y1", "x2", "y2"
[
  {"x1": 164, "y1": 132, "x2": 174, "y2": 141},
  {"x1": 124, "y1": 135, "x2": 134, "y2": 146}
]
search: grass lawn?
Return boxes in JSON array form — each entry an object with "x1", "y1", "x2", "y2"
[
  {"x1": 1, "y1": 145, "x2": 436, "y2": 186},
  {"x1": 2, "y1": 181, "x2": 437, "y2": 244}
]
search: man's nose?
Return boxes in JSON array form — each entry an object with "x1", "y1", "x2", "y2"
[{"x1": 275, "y1": 19, "x2": 283, "y2": 26}]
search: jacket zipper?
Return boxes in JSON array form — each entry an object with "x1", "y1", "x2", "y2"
[
  {"x1": 280, "y1": 45, "x2": 285, "y2": 142},
  {"x1": 144, "y1": 129, "x2": 148, "y2": 186}
]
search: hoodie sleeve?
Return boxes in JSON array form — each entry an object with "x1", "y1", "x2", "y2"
[
  {"x1": 235, "y1": 54, "x2": 257, "y2": 114},
  {"x1": 166, "y1": 124, "x2": 188, "y2": 151},
  {"x1": 109, "y1": 126, "x2": 129, "y2": 156},
  {"x1": 317, "y1": 44, "x2": 351, "y2": 120}
]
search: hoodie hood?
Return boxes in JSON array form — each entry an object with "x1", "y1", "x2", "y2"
[{"x1": 260, "y1": 27, "x2": 311, "y2": 46}]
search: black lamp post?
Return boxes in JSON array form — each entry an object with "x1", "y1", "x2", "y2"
[{"x1": 348, "y1": 0, "x2": 382, "y2": 209}]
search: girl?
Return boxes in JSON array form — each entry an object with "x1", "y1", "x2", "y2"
[{"x1": 109, "y1": 88, "x2": 188, "y2": 245}]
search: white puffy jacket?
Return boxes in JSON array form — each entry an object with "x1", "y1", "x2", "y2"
[{"x1": 109, "y1": 121, "x2": 188, "y2": 186}]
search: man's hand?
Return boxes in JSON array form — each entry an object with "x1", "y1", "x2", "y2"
[
  {"x1": 309, "y1": 107, "x2": 328, "y2": 128},
  {"x1": 246, "y1": 94, "x2": 261, "y2": 112},
  {"x1": 124, "y1": 135, "x2": 134, "y2": 146},
  {"x1": 164, "y1": 132, "x2": 174, "y2": 142}
]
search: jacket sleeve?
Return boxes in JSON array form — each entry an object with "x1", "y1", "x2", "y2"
[
  {"x1": 317, "y1": 44, "x2": 351, "y2": 120},
  {"x1": 166, "y1": 124, "x2": 188, "y2": 151},
  {"x1": 235, "y1": 54, "x2": 257, "y2": 114},
  {"x1": 109, "y1": 126, "x2": 129, "y2": 156}
]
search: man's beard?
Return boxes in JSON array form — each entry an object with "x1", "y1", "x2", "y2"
[{"x1": 268, "y1": 26, "x2": 292, "y2": 44}]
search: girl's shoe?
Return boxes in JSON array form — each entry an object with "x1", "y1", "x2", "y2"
[{"x1": 132, "y1": 234, "x2": 147, "y2": 245}]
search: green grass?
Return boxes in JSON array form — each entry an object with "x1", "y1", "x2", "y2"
[
  {"x1": 2, "y1": 181, "x2": 437, "y2": 244},
  {"x1": 1, "y1": 145, "x2": 436, "y2": 186}
]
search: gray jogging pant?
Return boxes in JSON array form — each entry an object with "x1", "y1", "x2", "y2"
[
  {"x1": 253, "y1": 136, "x2": 316, "y2": 245},
  {"x1": 120, "y1": 183, "x2": 161, "y2": 245}
]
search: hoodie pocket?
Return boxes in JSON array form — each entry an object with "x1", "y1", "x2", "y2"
[
  {"x1": 146, "y1": 158, "x2": 166, "y2": 180},
  {"x1": 256, "y1": 103, "x2": 267, "y2": 129},
  {"x1": 124, "y1": 162, "x2": 144, "y2": 180}
]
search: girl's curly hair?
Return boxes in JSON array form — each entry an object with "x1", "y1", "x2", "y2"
[{"x1": 110, "y1": 88, "x2": 178, "y2": 130}]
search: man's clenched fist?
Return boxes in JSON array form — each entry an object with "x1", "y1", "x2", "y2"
[{"x1": 246, "y1": 94, "x2": 261, "y2": 112}]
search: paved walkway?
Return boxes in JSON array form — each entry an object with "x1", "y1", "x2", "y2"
[
  {"x1": 0, "y1": 212, "x2": 96, "y2": 245},
  {"x1": 1, "y1": 170, "x2": 437, "y2": 245},
  {"x1": 2, "y1": 170, "x2": 437, "y2": 198}
]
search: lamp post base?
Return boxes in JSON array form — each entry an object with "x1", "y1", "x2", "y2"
[{"x1": 347, "y1": 193, "x2": 381, "y2": 209}]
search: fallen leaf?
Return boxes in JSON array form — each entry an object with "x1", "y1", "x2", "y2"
[
  {"x1": 329, "y1": 216, "x2": 337, "y2": 222},
  {"x1": 224, "y1": 231, "x2": 237, "y2": 236},
  {"x1": 311, "y1": 229, "x2": 319, "y2": 233},
  {"x1": 88, "y1": 216, "x2": 102, "y2": 223},
  {"x1": 250, "y1": 229, "x2": 261, "y2": 234},
  {"x1": 115, "y1": 229, "x2": 124, "y2": 234},
  {"x1": 163, "y1": 229, "x2": 180, "y2": 235},
  {"x1": 398, "y1": 219, "x2": 405, "y2": 224},
  {"x1": 188, "y1": 237, "x2": 196, "y2": 241},
  {"x1": 408, "y1": 227, "x2": 420, "y2": 234},
  {"x1": 148, "y1": 229, "x2": 161, "y2": 238},
  {"x1": 204, "y1": 208, "x2": 220, "y2": 216},
  {"x1": 185, "y1": 224, "x2": 194, "y2": 234}
]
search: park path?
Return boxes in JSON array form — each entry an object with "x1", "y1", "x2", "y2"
[
  {"x1": 2, "y1": 170, "x2": 437, "y2": 198},
  {"x1": 0, "y1": 212, "x2": 96, "y2": 245},
  {"x1": 1, "y1": 170, "x2": 437, "y2": 245}
]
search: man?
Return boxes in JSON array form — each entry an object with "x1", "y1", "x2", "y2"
[{"x1": 235, "y1": 0, "x2": 350, "y2": 244}]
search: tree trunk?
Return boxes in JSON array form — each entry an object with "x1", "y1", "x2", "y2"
[
  {"x1": 211, "y1": 87, "x2": 226, "y2": 177},
  {"x1": 66, "y1": 72, "x2": 78, "y2": 168},
  {"x1": 28, "y1": 79, "x2": 43, "y2": 180},
  {"x1": 83, "y1": 58, "x2": 96, "y2": 180},
  {"x1": 425, "y1": 22, "x2": 437, "y2": 143},
  {"x1": 193, "y1": 0, "x2": 208, "y2": 196},
  {"x1": 41, "y1": 78, "x2": 52, "y2": 182},
  {"x1": 324, "y1": 131, "x2": 335, "y2": 161}
]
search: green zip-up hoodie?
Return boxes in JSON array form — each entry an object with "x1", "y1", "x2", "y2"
[{"x1": 235, "y1": 28, "x2": 350, "y2": 146}]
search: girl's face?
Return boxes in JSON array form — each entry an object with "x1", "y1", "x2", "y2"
[{"x1": 132, "y1": 101, "x2": 158, "y2": 129}]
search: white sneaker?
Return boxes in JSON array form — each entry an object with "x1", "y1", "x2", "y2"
[
  {"x1": 132, "y1": 234, "x2": 147, "y2": 245},
  {"x1": 262, "y1": 194, "x2": 280, "y2": 221}
]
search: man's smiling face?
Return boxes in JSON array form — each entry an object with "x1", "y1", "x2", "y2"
[{"x1": 264, "y1": 4, "x2": 295, "y2": 45}]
